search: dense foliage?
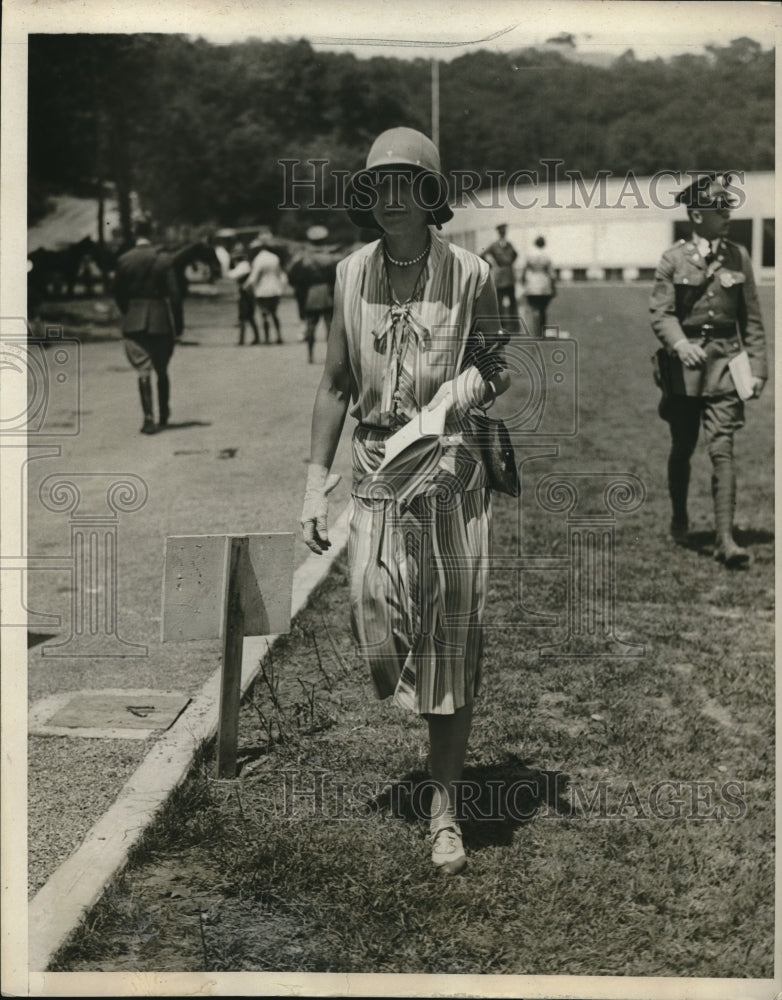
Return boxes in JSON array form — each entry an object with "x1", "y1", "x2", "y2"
[{"x1": 28, "y1": 34, "x2": 774, "y2": 242}]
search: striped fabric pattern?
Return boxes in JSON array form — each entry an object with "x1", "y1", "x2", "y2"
[
  {"x1": 339, "y1": 234, "x2": 491, "y2": 498},
  {"x1": 339, "y1": 232, "x2": 494, "y2": 714},
  {"x1": 348, "y1": 490, "x2": 490, "y2": 715}
]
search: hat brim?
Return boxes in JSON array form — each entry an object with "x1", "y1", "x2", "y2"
[{"x1": 345, "y1": 165, "x2": 453, "y2": 231}]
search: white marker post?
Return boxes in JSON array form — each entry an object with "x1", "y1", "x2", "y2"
[{"x1": 162, "y1": 532, "x2": 294, "y2": 778}]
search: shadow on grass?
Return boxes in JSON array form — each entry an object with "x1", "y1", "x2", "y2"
[
  {"x1": 736, "y1": 527, "x2": 775, "y2": 546},
  {"x1": 684, "y1": 528, "x2": 772, "y2": 569},
  {"x1": 371, "y1": 755, "x2": 570, "y2": 850}
]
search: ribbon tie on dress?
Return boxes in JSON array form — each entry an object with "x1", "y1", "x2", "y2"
[{"x1": 372, "y1": 301, "x2": 431, "y2": 419}]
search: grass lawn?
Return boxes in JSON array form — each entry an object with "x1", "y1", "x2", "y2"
[{"x1": 49, "y1": 283, "x2": 775, "y2": 979}]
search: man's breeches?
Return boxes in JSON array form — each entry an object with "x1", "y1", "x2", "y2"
[
  {"x1": 667, "y1": 393, "x2": 745, "y2": 464},
  {"x1": 123, "y1": 334, "x2": 174, "y2": 377}
]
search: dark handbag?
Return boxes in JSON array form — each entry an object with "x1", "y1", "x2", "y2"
[
  {"x1": 471, "y1": 410, "x2": 521, "y2": 496},
  {"x1": 460, "y1": 326, "x2": 520, "y2": 497}
]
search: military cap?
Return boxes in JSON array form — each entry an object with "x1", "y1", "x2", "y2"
[{"x1": 674, "y1": 172, "x2": 737, "y2": 210}]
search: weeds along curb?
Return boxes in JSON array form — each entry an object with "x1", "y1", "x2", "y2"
[{"x1": 27, "y1": 505, "x2": 352, "y2": 974}]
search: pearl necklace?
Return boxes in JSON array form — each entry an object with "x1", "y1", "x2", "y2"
[{"x1": 383, "y1": 237, "x2": 430, "y2": 267}]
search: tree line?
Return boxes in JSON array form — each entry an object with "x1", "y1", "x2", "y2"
[{"x1": 28, "y1": 34, "x2": 774, "y2": 245}]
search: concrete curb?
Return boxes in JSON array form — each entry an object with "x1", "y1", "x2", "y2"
[{"x1": 27, "y1": 505, "x2": 351, "y2": 972}]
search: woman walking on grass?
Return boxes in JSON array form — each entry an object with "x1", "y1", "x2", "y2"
[{"x1": 301, "y1": 128, "x2": 511, "y2": 874}]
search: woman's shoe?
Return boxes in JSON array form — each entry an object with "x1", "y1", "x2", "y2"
[{"x1": 430, "y1": 824, "x2": 467, "y2": 875}]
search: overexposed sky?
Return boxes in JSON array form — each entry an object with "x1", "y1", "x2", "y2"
[
  {"x1": 2, "y1": 0, "x2": 780, "y2": 62},
  {"x1": 225, "y1": 0, "x2": 781, "y2": 62}
]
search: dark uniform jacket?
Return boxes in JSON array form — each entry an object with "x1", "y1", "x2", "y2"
[
  {"x1": 482, "y1": 239, "x2": 517, "y2": 289},
  {"x1": 114, "y1": 243, "x2": 183, "y2": 337},
  {"x1": 649, "y1": 236, "x2": 767, "y2": 396}
]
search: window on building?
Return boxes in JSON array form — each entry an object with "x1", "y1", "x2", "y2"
[{"x1": 444, "y1": 231, "x2": 477, "y2": 253}]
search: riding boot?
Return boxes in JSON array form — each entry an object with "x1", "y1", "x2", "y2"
[
  {"x1": 157, "y1": 373, "x2": 170, "y2": 427},
  {"x1": 138, "y1": 375, "x2": 156, "y2": 435},
  {"x1": 667, "y1": 453, "x2": 690, "y2": 544},
  {"x1": 711, "y1": 460, "x2": 749, "y2": 567}
]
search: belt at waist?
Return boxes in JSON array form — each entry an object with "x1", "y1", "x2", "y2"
[{"x1": 682, "y1": 323, "x2": 737, "y2": 340}]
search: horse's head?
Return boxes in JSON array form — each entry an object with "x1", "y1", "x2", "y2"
[
  {"x1": 174, "y1": 241, "x2": 221, "y2": 284},
  {"x1": 196, "y1": 242, "x2": 221, "y2": 279}
]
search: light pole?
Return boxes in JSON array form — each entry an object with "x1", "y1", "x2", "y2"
[{"x1": 431, "y1": 58, "x2": 439, "y2": 147}]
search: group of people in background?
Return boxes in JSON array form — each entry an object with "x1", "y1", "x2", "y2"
[
  {"x1": 230, "y1": 235, "x2": 285, "y2": 346},
  {"x1": 228, "y1": 226, "x2": 339, "y2": 362},
  {"x1": 481, "y1": 223, "x2": 557, "y2": 337},
  {"x1": 112, "y1": 218, "x2": 343, "y2": 435}
]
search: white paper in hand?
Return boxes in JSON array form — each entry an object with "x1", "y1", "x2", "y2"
[
  {"x1": 373, "y1": 399, "x2": 449, "y2": 504},
  {"x1": 728, "y1": 350, "x2": 754, "y2": 400},
  {"x1": 376, "y1": 399, "x2": 448, "y2": 472}
]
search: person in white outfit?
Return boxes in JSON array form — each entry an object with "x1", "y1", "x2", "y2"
[
  {"x1": 244, "y1": 236, "x2": 285, "y2": 344},
  {"x1": 521, "y1": 236, "x2": 557, "y2": 338}
]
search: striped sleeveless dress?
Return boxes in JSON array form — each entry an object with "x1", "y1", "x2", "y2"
[{"x1": 339, "y1": 232, "x2": 493, "y2": 715}]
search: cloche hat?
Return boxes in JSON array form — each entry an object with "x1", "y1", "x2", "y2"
[{"x1": 345, "y1": 127, "x2": 453, "y2": 231}]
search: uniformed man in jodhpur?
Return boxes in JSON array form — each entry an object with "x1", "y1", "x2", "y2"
[{"x1": 650, "y1": 172, "x2": 768, "y2": 568}]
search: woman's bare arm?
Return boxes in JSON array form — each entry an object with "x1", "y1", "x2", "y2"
[{"x1": 309, "y1": 278, "x2": 351, "y2": 468}]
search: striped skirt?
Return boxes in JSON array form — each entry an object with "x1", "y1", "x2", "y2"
[{"x1": 348, "y1": 486, "x2": 491, "y2": 715}]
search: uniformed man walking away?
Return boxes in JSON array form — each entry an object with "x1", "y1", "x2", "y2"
[
  {"x1": 650, "y1": 173, "x2": 768, "y2": 567},
  {"x1": 483, "y1": 223, "x2": 519, "y2": 332},
  {"x1": 114, "y1": 219, "x2": 183, "y2": 434}
]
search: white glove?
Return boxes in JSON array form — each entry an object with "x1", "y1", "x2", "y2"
[
  {"x1": 425, "y1": 366, "x2": 486, "y2": 416},
  {"x1": 301, "y1": 463, "x2": 341, "y2": 554}
]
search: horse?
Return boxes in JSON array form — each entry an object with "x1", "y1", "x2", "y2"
[
  {"x1": 27, "y1": 236, "x2": 116, "y2": 300},
  {"x1": 84, "y1": 239, "x2": 118, "y2": 294},
  {"x1": 168, "y1": 241, "x2": 222, "y2": 297}
]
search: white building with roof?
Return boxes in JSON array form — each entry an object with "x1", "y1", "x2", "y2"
[{"x1": 442, "y1": 170, "x2": 775, "y2": 282}]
